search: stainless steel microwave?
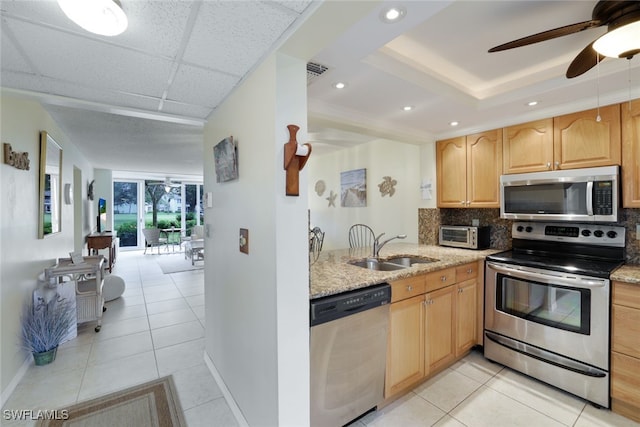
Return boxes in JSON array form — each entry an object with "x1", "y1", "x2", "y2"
[
  {"x1": 439, "y1": 225, "x2": 490, "y2": 249},
  {"x1": 500, "y1": 165, "x2": 619, "y2": 222}
]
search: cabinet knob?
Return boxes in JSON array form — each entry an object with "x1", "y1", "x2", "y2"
[
  {"x1": 440, "y1": 276, "x2": 447, "y2": 282},
  {"x1": 467, "y1": 268, "x2": 473, "y2": 274},
  {"x1": 466, "y1": 201, "x2": 470, "y2": 206},
  {"x1": 407, "y1": 285, "x2": 413, "y2": 292},
  {"x1": 554, "y1": 161, "x2": 560, "y2": 169},
  {"x1": 546, "y1": 162, "x2": 551, "y2": 169},
  {"x1": 458, "y1": 288, "x2": 463, "y2": 293},
  {"x1": 460, "y1": 201, "x2": 465, "y2": 205}
]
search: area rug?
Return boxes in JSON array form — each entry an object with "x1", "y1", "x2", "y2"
[
  {"x1": 36, "y1": 376, "x2": 186, "y2": 427},
  {"x1": 157, "y1": 254, "x2": 203, "y2": 274}
]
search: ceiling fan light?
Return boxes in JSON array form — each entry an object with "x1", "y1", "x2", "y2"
[
  {"x1": 593, "y1": 21, "x2": 640, "y2": 58},
  {"x1": 58, "y1": 0, "x2": 128, "y2": 36}
]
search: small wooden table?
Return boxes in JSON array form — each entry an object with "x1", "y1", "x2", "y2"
[{"x1": 87, "y1": 233, "x2": 116, "y2": 272}]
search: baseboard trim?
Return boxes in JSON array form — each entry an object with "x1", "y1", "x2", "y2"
[
  {"x1": 203, "y1": 350, "x2": 249, "y2": 427},
  {"x1": 0, "y1": 355, "x2": 31, "y2": 408}
]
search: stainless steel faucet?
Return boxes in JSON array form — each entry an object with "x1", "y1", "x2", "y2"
[{"x1": 373, "y1": 233, "x2": 407, "y2": 257}]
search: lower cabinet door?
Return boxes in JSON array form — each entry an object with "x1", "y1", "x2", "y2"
[
  {"x1": 456, "y1": 278, "x2": 477, "y2": 357},
  {"x1": 385, "y1": 294, "x2": 425, "y2": 397},
  {"x1": 425, "y1": 286, "x2": 455, "y2": 375}
]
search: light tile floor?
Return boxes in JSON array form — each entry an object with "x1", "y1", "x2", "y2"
[
  {"x1": 350, "y1": 350, "x2": 640, "y2": 427},
  {"x1": 3, "y1": 250, "x2": 640, "y2": 427},
  {"x1": 1, "y1": 250, "x2": 237, "y2": 427}
]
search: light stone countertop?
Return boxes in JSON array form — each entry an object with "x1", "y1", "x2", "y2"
[
  {"x1": 309, "y1": 242, "x2": 503, "y2": 299},
  {"x1": 611, "y1": 264, "x2": 640, "y2": 285},
  {"x1": 310, "y1": 243, "x2": 640, "y2": 299}
]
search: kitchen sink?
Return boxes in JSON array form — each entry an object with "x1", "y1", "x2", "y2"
[
  {"x1": 349, "y1": 259, "x2": 408, "y2": 271},
  {"x1": 385, "y1": 256, "x2": 438, "y2": 267}
]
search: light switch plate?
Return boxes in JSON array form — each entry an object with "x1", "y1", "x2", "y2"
[{"x1": 240, "y1": 228, "x2": 249, "y2": 254}]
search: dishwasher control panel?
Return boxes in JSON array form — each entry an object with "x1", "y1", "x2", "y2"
[{"x1": 310, "y1": 283, "x2": 391, "y2": 326}]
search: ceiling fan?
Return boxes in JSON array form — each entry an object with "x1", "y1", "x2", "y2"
[
  {"x1": 147, "y1": 177, "x2": 181, "y2": 192},
  {"x1": 488, "y1": 1, "x2": 640, "y2": 78}
]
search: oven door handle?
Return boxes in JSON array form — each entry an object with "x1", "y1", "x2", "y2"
[{"x1": 486, "y1": 262, "x2": 607, "y2": 289}]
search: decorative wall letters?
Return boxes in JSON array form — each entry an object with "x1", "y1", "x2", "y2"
[{"x1": 3, "y1": 143, "x2": 30, "y2": 170}]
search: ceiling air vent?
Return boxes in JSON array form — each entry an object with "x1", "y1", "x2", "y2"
[{"x1": 307, "y1": 61, "x2": 329, "y2": 86}]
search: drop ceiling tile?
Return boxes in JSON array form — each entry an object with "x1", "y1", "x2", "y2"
[
  {"x1": 183, "y1": 1, "x2": 297, "y2": 75},
  {"x1": 270, "y1": 1, "x2": 314, "y2": 14},
  {"x1": 1, "y1": 71, "x2": 162, "y2": 112},
  {"x1": 108, "y1": 1, "x2": 194, "y2": 58},
  {"x1": 0, "y1": 29, "x2": 32, "y2": 73},
  {"x1": 5, "y1": 19, "x2": 173, "y2": 98},
  {"x1": 0, "y1": 1, "x2": 78, "y2": 32},
  {"x1": 167, "y1": 64, "x2": 239, "y2": 108},
  {"x1": 161, "y1": 101, "x2": 212, "y2": 120}
]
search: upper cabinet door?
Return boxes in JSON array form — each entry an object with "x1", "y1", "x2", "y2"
[
  {"x1": 622, "y1": 99, "x2": 640, "y2": 208},
  {"x1": 466, "y1": 129, "x2": 502, "y2": 208},
  {"x1": 553, "y1": 104, "x2": 621, "y2": 170},
  {"x1": 503, "y1": 119, "x2": 554, "y2": 174},
  {"x1": 436, "y1": 137, "x2": 467, "y2": 208}
]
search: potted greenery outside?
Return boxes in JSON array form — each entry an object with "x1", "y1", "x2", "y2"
[{"x1": 20, "y1": 298, "x2": 75, "y2": 366}]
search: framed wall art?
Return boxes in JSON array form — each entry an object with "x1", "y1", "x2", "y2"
[
  {"x1": 214, "y1": 136, "x2": 238, "y2": 183},
  {"x1": 340, "y1": 168, "x2": 366, "y2": 207}
]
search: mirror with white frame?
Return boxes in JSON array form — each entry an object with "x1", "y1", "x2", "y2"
[{"x1": 39, "y1": 131, "x2": 62, "y2": 238}]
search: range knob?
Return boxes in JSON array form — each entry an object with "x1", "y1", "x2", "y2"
[
  {"x1": 581, "y1": 229, "x2": 591, "y2": 237},
  {"x1": 525, "y1": 226, "x2": 533, "y2": 233},
  {"x1": 594, "y1": 230, "x2": 604, "y2": 238},
  {"x1": 607, "y1": 230, "x2": 618, "y2": 239},
  {"x1": 516, "y1": 226, "x2": 524, "y2": 232}
]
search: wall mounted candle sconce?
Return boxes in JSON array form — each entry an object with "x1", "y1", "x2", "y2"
[{"x1": 283, "y1": 124, "x2": 312, "y2": 196}]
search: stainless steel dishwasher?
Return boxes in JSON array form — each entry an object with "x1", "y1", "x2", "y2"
[{"x1": 310, "y1": 283, "x2": 391, "y2": 427}]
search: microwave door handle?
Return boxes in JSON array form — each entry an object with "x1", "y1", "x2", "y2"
[
  {"x1": 487, "y1": 262, "x2": 607, "y2": 289},
  {"x1": 586, "y1": 181, "x2": 594, "y2": 216}
]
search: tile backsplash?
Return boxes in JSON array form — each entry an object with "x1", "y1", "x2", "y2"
[{"x1": 418, "y1": 208, "x2": 640, "y2": 264}]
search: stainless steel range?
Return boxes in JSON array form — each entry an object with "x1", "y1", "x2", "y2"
[{"x1": 484, "y1": 221, "x2": 625, "y2": 408}]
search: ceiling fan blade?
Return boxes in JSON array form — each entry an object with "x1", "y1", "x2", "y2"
[
  {"x1": 489, "y1": 19, "x2": 601, "y2": 52},
  {"x1": 566, "y1": 41, "x2": 605, "y2": 78}
]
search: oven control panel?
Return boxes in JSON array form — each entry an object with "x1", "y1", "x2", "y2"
[{"x1": 512, "y1": 222, "x2": 625, "y2": 247}]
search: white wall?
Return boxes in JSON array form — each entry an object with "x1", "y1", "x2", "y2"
[
  {"x1": 203, "y1": 52, "x2": 309, "y2": 426},
  {"x1": 420, "y1": 141, "x2": 438, "y2": 209},
  {"x1": 308, "y1": 139, "x2": 429, "y2": 250},
  {"x1": 0, "y1": 95, "x2": 93, "y2": 402}
]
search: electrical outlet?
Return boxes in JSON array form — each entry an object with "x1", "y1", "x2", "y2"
[
  {"x1": 472, "y1": 219, "x2": 480, "y2": 227},
  {"x1": 636, "y1": 224, "x2": 640, "y2": 240}
]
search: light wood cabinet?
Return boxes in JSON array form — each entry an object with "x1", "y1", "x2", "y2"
[
  {"x1": 436, "y1": 130, "x2": 502, "y2": 208},
  {"x1": 456, "y1": 278, "x2": 477, "y2": 357},
  {"x1": 553, "y1": 104, "x2": 621, "y2": 170},
  {"x1": 502, "y1": 104, "x2": 621, "y2": 174},
  {"x1": 385, "y1": 294, "x2": 425, "y2": 397},
  {"x1": 622, "y1": 99, "x2": 640, "y2": 207},
  {"x1": 385, "y1": 262, "x2": 479, "y2": 398},
  {"x1": 436, "y1": 137, "x2": 466, "y2": 207},
  {"x1": 424, "y1": 285, "x2": 455, "y2": 374},
  {"x1": 611, "y1": 281, "x2": 640, "y2": 423},
  {"x1": 503, "y1": 119, "x2": 554, "y2": 174}
]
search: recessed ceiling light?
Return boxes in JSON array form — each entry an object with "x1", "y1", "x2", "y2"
[
  {"x1": 527, "y1": 101, "x2": 538, "y2": 107},
  {"x1": 334, "y1": 82, "x2": 346, "y2": 89},
  {"x1": 380, "y1": 5, "x2": 406, "y2": 23},
  {"x1": 403, "y1": 106, "x2": 413, "y2": 111},
  {"x1": 449, "y1": 121, "x2": 459, "y2": 127}
]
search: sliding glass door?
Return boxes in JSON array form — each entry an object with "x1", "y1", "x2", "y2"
[{"x1": 113, "y1": 180, "x2": 144, "y2": 250}]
